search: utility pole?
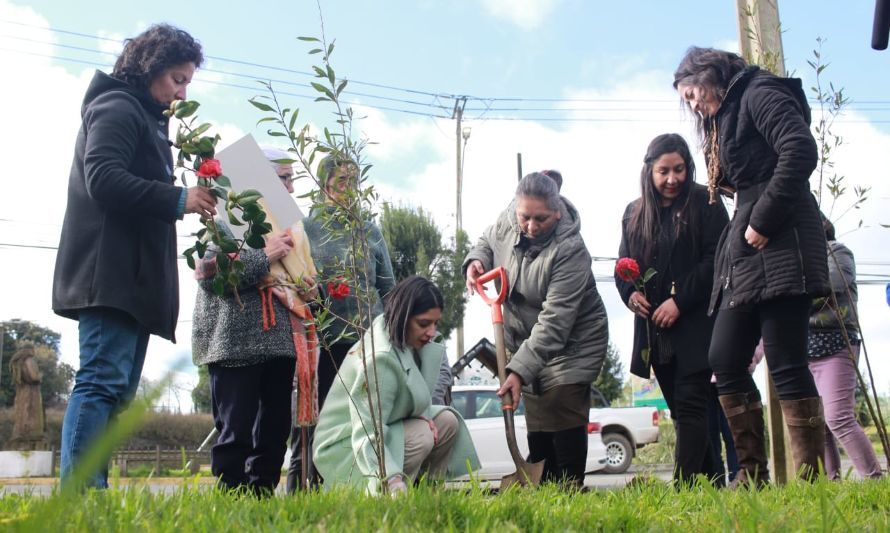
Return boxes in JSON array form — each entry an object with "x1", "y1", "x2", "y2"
[
  {"x1": 735, "y1": 0, "x2": 793, "y2": 485},
  {"x1": 453, "y1": 96, "x2": 469, "y2": 364},
  {"x1": 0, "y1": 326, "x2": 4, "y2": 397}
]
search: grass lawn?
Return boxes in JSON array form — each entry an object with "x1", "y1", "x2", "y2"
[{"x1": 1, "y1": 477, "x2": 888, "y2": 531}]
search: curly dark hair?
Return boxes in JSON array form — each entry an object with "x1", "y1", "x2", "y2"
[{"x1": 112, "y1": 24, "x2": 204, "y2": 90}]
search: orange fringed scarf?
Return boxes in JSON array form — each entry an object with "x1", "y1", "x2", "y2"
[{"x1": 259, "y1": 280, "x2": 319, "y2": 427}]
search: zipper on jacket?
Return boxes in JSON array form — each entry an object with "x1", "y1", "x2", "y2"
[{"x1": 793, "y1": 228, "x2": 806, "y2": 289}]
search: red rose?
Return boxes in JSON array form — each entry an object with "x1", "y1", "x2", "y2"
[
  {"x1": 196, "y1": 158, "x2": 223, "y2": 179},
  {"x1": 615, "y1": 257, "x2": 641, "y2": 283},
  {"x1": 327, "y1": 278, "x2": 351, "y2": 300}
]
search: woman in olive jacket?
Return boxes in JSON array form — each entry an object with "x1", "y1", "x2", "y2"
[
  {"x1": 464, "y1": 172, "x2": 609, "y2": 487},
  {"x1": 674, "y1": 46, "x2": 830, "y2": 485},
  {"x1": 616, "y1": 133, "x2": 729, "y2": 485}
]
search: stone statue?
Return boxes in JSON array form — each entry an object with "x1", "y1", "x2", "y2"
[{"x1": 8, "y1": 344, "x2": 47, "y2": 450}]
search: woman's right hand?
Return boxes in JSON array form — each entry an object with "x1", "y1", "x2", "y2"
[
  {"x1": 497, "y1": 372, "x2": 523, "y2": 410},
  {"x1": 627, "y1": 291, "x2": 651, "y2": 318},
  {"x1": 465, "y1": 260, "x2": 485, "y2": 296},
  {"x1": 184, "y1": 186, "x2": 217, "y2": 219},
  {"x1": 386, "y1": 474, "x2": 408, "y2": 495},
  {"x1": 264, "y1": 231, "x2": 295, "y2": 262}
]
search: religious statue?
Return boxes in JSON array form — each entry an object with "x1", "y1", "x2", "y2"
[{"x1": 8, "y1": 344, "x2": 47, "y2": 450}]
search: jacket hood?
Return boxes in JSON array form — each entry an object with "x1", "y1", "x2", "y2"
[
  {"x1": 722, "y1": 66, "x2": 811, "y2": 124},
  {"x1": 82, "y1": 70, "x2": 167, "y2": 118},
  {"x1": 506, "y1": 194, "x2": 582, "y2": 243}
]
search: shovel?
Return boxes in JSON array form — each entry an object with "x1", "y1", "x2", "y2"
[{"x1": 475, "y1": 267, "x2": 544, "y2": 489}]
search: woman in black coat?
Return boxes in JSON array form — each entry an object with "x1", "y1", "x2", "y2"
[
  {"x1": 616, "y1": 133, "x2": 728, "y2": 485},
  {"x1": 53, "y1": 24, "x2": 216, "y2": 489},
  {"x1": 674, "y1": 46, "x2": 830, "y2": 485}
]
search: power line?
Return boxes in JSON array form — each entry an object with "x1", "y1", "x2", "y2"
[
  {"x1": 0, "y1": 19, "x2": 457, "y2": 100},
  {"x1": 1, "y1": 33, "x2": 453, "y2": 113},
  {"x1": 5, "y1": 20, "x2": 890, "y2": 110},
  {"x1": 0, "y1": 47, "x2": 451, "y2": 120}
]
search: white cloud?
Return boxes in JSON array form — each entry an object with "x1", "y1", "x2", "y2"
[
  {"x1": 3, "y1": 0, "x2": 889, "y2": 410},
  {"x1": 96, "y1": 29, "x2": 124, "y2": 57},
  {"x1": 355, "y1": 75, "x2": 890, "y2": 396},
  {"x1": 480, "y1": 0, "x2": 559, "y2": 30}
]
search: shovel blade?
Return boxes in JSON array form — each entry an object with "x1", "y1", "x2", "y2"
[{"x1": 500, "y1": 459, "x2": 545, "y2": 490}]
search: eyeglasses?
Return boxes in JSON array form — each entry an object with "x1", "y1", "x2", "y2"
[{"x1": 278, "y1": 173, "x2": 295, "y2": 184}]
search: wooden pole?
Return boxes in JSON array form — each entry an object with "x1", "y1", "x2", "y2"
[
  {"x1": 453, "y1": 97, "x2": 467, "y2": 366},
  {"x1": 735, "y1": 0, "x2": 793, "y2": 485}
]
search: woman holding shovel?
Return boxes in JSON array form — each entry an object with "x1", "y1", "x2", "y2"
[{"x1": 464, "y1": 172, "x2": 610, "y2": 488}]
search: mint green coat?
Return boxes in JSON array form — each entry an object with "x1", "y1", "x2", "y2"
[{"x1": 312, "y1": 316, "x2": 480, "y2": 493}]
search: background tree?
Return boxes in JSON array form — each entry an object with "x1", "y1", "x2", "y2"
[
  {"x1": 592, "y1": 343, "x2": 624, "y2": 405},
  {"x1": 191, "y1": 366, "x2": 212, "y2": 413},
  {"x1": 1, "y1": 319, "x2": 74, "y2": 407},
  {"x1": 379, "y1": 203, "x2": 469, "y2": 341}
]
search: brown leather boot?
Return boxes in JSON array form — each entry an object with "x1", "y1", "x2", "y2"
[
  {"x1": 779, "y1": 397, "x2": 826, "y2": 481},
  {"x1": 719, "y1": 391, "x2": 770, "y2": 488}
]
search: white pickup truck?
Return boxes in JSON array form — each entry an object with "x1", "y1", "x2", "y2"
[
  {"x1": 450, "y1": 340, "x2": 660, "y2": 474},
  {"x1": 589, "y1": 387, "x2": 660, "y2": 474}
]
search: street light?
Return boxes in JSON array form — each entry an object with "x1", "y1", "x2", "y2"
[
  {"x1": 457, "y1": 125, "x2": 471, "y2": 231},
  {"x1": 456, "y1": 122, "x2": 471, "y2": 364}
]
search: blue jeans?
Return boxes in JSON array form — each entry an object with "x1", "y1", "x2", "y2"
[{"x1": 60, "y1": 308, "x2": 149, "y2": 488}]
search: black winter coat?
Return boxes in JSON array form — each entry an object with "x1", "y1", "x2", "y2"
[
  {"x1": 709, "y1": 67, "x2": 829, "y2": 313},
  {"x1": 616, "y1": 185, "x2": 729, "y2": 379},
  {"x1": 52, "y1": 71, "x2": 183, "y2": 341}
]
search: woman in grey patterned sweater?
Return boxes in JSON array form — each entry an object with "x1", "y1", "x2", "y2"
[{"x1": 192, "y1": 154, "x2": 313, "y2": 495}]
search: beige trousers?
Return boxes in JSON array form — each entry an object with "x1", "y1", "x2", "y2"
[{"x1": 401, "y1": 410, "x2": 458, "y2": 481}]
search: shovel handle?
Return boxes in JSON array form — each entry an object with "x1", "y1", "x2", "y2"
[{"x1": 475, "y1": 267, "x2": 508, "y2": 324}]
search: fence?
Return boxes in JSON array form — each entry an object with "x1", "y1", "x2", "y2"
[{"x1": 49, "y1": 447, "x2": 211, "y2": 477}]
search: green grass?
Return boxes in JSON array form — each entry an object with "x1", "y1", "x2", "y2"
[
  {"x1": 1, "y1": 478, "x2": 888, "y2": 531},
  {"x1": 635, "y1": 421, "x2": 676, "y2": 465}
]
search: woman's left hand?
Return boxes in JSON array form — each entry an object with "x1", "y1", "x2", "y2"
[
  {"x1": 417, "y1": 416, "x2": 439, "y2": 445},
  {"x1": 497, "y1": 372, "x2": 523, "y2": 410},
  {"x1": 651, "y1": 298, "x2": 680, "y2": 329},
  {"x1": 745, "y1": 225, "x2": 769, "y2": 250},
  {"x1": 296, "y1": 275, "x2": 318, "y2": 300}
]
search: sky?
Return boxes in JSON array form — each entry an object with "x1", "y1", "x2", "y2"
[{"x1": 1, "y1": 0, "x2": 889, "y2": 411}]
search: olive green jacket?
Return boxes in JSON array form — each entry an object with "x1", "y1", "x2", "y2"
[{"x1": 463, "y1": 197, "x2": 609, "y2": 393}]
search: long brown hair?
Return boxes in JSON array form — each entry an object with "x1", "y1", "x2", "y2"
[
  {"x1": 672, "y1": 46, "x2": 747, "y2": 145},
  {"x1": 626, "y1": 134, "x2": 697, "y2": 263}
]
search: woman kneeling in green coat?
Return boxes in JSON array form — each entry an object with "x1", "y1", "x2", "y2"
[{"x1": 312, "y1": 276, "x2": 480, "y2": 494}]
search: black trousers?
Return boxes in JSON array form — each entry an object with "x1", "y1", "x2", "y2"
[
  {"x1": 208, "y1": 357, "x2": 295, "y2": 494},
  {"x1": 526, "y1": 426, "x2": 588, "y2": 487},
  {"x1": 706, "y1": 383, "x2": 740, "y2": 485},
  {"x1": 286, "y1": 341, "x2": 351, "y2": 493},
  {"x1": 653, "y1": 362, "x2": 720, "y2": 484},
  {"x1": 709, "y1": 294, "x2": 817, "y2": 400}
]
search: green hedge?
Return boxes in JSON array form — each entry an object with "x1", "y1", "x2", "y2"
[{"x1": 0, "y1": 408, "x2": 213, "y2": 450}]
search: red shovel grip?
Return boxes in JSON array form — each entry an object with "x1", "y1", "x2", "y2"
[{"x1": 475, "y1": 267, "x2": 508, "y2": 324}]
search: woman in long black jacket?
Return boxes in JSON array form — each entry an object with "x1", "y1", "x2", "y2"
[
  {"x1": 674, "y1": 46, "x2": 830, "y2": 485},
  {"x1": 616, "y1": 133, "x2": 728, "y2": 485},
  {"x1": 52, "y1": 25, "x2": 216, "y2": 489}
]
